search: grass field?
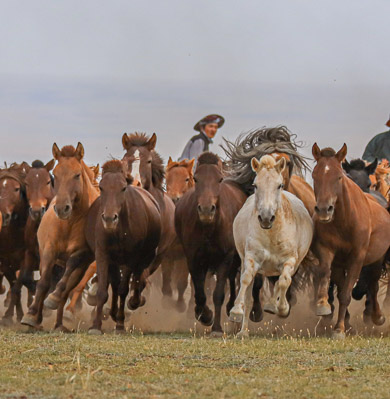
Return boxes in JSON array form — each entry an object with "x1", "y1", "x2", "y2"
[{"x1": 1, "y1": 329, "x2": 390, "y2": 399}]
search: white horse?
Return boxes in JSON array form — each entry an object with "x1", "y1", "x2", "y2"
[{"x1": 229, "y1": 155, "x2": 314, "y2": 337}]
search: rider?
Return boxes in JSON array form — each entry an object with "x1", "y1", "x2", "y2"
[
  {"x1": 363, "y1": 114, "x2": 390, "y2": 162},
  {"x1": 178, "y1": 114, "x2": 224, "y2": 162}
]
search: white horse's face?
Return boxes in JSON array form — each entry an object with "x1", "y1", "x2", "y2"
[{"x1": 251, "y1": 155, "x2": 286, "y2": 229}]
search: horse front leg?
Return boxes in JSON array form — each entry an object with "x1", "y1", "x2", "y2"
[
  {"x1": 250, "y1": 273, "x2": 263, "y2": 323},
  {"x1": 211, "y1": 264, "x2": 229, "y2": 335},
  {"x1": 116, "y1": 266, "x2": 131, "y2": 332},
  {"x1": 312, "y1": 242, "x2": 334, "y2": 316},
  {"x1": 21, "y1": 248, "x2": 56, "y2": 328},
  {"x1": 191, "y1": 264, "x2": 213, "y2": 327},
  {"x1": 229, "y1": 254, "x2": 260, "y2": 324}
]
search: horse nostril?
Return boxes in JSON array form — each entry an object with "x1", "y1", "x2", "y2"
[
  {"x1": 328, "y1": 205, "x2": 334, "y2": 212},
  {"x1": 64, "y1": 205, "x2": 70, "y2": 213},
  {"x1": 211, "y1": 205, "x2": 216, "y2": 212},
  {"x1": 270, "y1": 215, "x2": 275, "y2": 223},
  {"x1": 101, "y1": 213, "x2": 106, "y2": 221},
  {"x1": 197, "y1": 205, "x2": 202, "y2": 212},
  {"x1": 113, "y1": 214, "x2": 118, "y2": 221},
  {"x1": 314, "y1": 206, "x2": 320, "y2": 213},
  {"x1": 258, "y1": 214, "x2": 262, "y2": 222}
]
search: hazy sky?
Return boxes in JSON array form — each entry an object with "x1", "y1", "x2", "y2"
[{"x1": 1, "y1": 0, "x2": 389, "y2": 172}]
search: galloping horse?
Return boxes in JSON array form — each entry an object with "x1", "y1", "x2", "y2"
[
  {"x1": 175, "y1": 152, "x2": 247, "y2": 335},
  {"x1": 311, "y1": 143, "x2": 390, "y2": 339},
  {"x1": 229, "y1": 155, "x2": 313, "y2": 336},
  {"x1": 122, "y1": 133, "x2": 176, "y2": 308},
  {"x1": 161, "y1": 157, "x2": 194, "y2": 311},
  {"x1": 21, "y1": 143, "x2": 98, "y2": 331},
  {"x1": 3, "y1": 160, "x2": 55, "y2": 322},
  {"x1": 0, "y1": 163, "x2": 29, "y2": 321},
  {"x1": 87, "y1": 160, "x2": 161, "y2": 334}
]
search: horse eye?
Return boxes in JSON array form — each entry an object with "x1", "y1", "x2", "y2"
[
  {"x1": 15, "y1": 187, "x2": 20, "y2": 192},
  {"x1": 47, "y1": 181, "x2": 51, "y2": 185},
  {"x1": 148, "y1": 160, "x2": 152, "y2": 164},
  {"x1": 99, "y1": 186, "x2": 103, "y2": 192},
  {"x1": 185, "y1": 178, "x2": 190, "y2": 182},
  {"x1": 121, "y1": 187, "x2": 126, "y2": 192},
  {"x1": 194, "y1": 177, "x2": 197, "y2": 183},
  {"x1": 219, "y1": 178, "x2": 223, "y2": 183},
  {"x1": 75, "y1": 173, "x2": 81, "y2": 179},
  {"x1": 278, "y1": 184, "x2": 284, "y2": 190},
  {"x1": 252, "y1": 184, "x2": 257, "y2": 190}
]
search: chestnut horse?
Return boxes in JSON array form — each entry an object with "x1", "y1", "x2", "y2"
[
  {"x1": 175, "y1": 152, "x2": 247, "y2": 335},
  {"x1": 0, "y1": 164, "x2": 29, "y2": 321},
  {"x1": 311, "y1": 143, "x2": 390, "y2": 339},
  {"x1": 122, "y1": 133, "x2": 176, "y2": 307},
  {"x1": 21, "y1": 143, "x2": 98, "y2": 331},
  {"x1": 161, "y1": 157, "x2": 195, "y2": 311},
  {"x1": 86, "y1": 160, "x2": 161, "y2": 334},
  {"x1": 374, "y1": 160, "x2": 390, "y2": 201},
  {"x1": 3, "y1": 160, "x2": 55, "y2": 322}
]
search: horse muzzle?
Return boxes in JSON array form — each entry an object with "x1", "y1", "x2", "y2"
[
  {"x1": 29, "y1": 206, "x2": 46, "y2": 222},
  {"x1": 314, "y1": 204, "x2": 334, "y2": 223},
  {"x1": 1, "y1": 212, "x2": 12, "y2": 227},
  {"x1": 101, "y1": 213, "x2": 119, "y2": 231},
  {"x1": 197, "y1": 204, "x2": 216, "y2": 224},
  {"x1": 258, "y1": 212, "x2": 275, "y2": 230},
  {"x1": 54, "y1": 204, "x2": 72, "y2": 220}
]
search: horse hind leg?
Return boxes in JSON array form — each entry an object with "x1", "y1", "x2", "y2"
[
  {"x1": 116, "y1": 267, "x2": 131, "y2": 332},
  {"x1": 175, "y1": 258, "x2": 190, "y2": 313},
  {"x1": 365, "y1": 260, "x2": 385, "y2": 326}
]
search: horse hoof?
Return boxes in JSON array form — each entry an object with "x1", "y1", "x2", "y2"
[
  {"x1": 196, "y1": 308, "x2": 214, "y2": 327},
  {"x1": 277, "y1": 305, "x2": 291, "y2": 318},
  {"x1": 21, "y1": 314, "x2": 39, "y2": 328},
  {"x1": 88, "y1": 328, "x2": 102, "y2": 335},
  {"x1": 263, "y1": 303, "x2": 277, "y2": 315},
  {"x1": 55, "y1": 325, "x2": 70, "y2": 333},
  {"x1": 44, "y1": 295, "x2": 59, "y2": 310},
  {"x1": 229, "y1": 307, "x2": 243, "y2": 323},
  {"x1": 316, "y1": 304, "x2": 332, "y2": 316},
  {"x1": 115, "y1": 327, "x2": 126, "y2": 335},
  {"x1": 210, "y1": 330, "x2": 223, "y2": 338},
  {"x1": 86, "y1": 294, "x2": 98, "y2": 307},
  {"x1": 332, "y1": 330, "x2": 346, "y2": 340},
  {"x1": 237, "y1": 330, "x2": 249, "y2": 339},
  {"x1": 0, "y1": 317, "x2": 14, "y2": 327},
  {"x1": 250, "y1": 308, "x2": 263, "y2": 323},
  {"x1": 373, "y1": 314, "x2": 386, "y2": 326},
  {"x1": 176, "y1": 300, "x2": 187, "y2": 313}
]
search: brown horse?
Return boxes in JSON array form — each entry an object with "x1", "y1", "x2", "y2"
[
  {"x1": 122, "y1": 133, "x2": 176, "y2": 307},
  {"x1": 161, "y1": 157, "x2": 195, "y2": 311},
  {"x1": 311, "y1": 143, "x2": 390, "y2": 339},
  {"x1": 175, "y1": 152, "x2": 247, "y2": 335},
  {"x1": 0, "y1": 164, "x2": 29, "y2": 320},
  {"x1": 86, "y1": 160, "x2": 161, "y2": 334},
  {"x1": 21, "y1": 143, "x2": 98, "y2": 331},
  {"x1": 3, "y1": 160, "x2": 55, "y2": 322}
]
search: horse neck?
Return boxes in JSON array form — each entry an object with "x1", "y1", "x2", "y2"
[{"x1": 71, "y1": 162, "x2": 99, "y2": 218}]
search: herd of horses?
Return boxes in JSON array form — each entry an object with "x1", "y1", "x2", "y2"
[{"x1": 1, "y1": 126, "x2": 390, "y2": 339}]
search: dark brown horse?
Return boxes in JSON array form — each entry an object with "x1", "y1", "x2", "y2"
[
  {"x1": 87, "y1": 160, "x2": 161, "y2": 334},
  {"x1": 311, "y1": 143, "x2": 390, "y2": 339},
  {"x1": 0, "y1": 164, "x2": 29, "y2": 321},
  {"x1": 122, "y1": 133, "x2": 176, "y2": 307},
  {"x1": 21, "y1": 143, "x2": 98, "y2": 331},
  {"x1": 161, "y1": 157, "x2": 195, "y2": 311},
  {"x1": 3, "y1": 160, "x2": 55, "y2": 322},
  {"x1": 175, "y1": 152, "x2": 247, "y2": 335}
]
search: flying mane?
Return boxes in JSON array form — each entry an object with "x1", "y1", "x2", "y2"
[
  {"x1": 123, "y1": 132, "x2": 165, "y2": 189},
  {"x1": 221, "y1": 126, "x2": 310, "y2": 195}
]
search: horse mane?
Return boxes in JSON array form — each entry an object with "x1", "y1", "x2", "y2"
[
  {"x1": 221, "y1": 126, "x2": 309, "y2": 194},
  {"x1": 197, "y1": 152, "x2": 220, "y2": 166},
  {"x1": 124, "y1": 132, "x2": 165, "y2": 189},
  {"x1": 348, "y1": 159, "x2": 366, "y2": 170},
  {"x1": 31, "y1": 160, "x2": 44, "y2": 168},
  {"x1": 0, "y1": 163, "x2": 27, "y2": 192},
  {"x1": 320, "y1": 148, "x2": 336, "y2": 157},
  {"x1": 102, "y1": 160, "x2": 125, "y2": 176}
]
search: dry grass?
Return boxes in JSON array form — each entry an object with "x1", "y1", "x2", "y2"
[{"x1": 0, "y1": 329, "x2": 390, "y2": 399}]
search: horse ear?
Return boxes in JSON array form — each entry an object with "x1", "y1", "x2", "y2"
[
  {"x1": 75, "y1": 142, "x2": 84, "y2": 161},
  {"x1": 20, "y1": 162, "x2": 30, "y2": 174},
  {"x1": 167, "y1": 156, "x2": 173, "y2": 166},
  {"x1": 94, "y1": 164, "x2": 100, "y2": 176},
  {"x1": 312, "y1": 143, "x2": 321, "y2": 161},
  {"x1": 187, "y1": 159, "x2": 195, "y2": 172},
  {"x1": 52, "y1": 143, "x2": 61, "y2": 160},
  {"x1": 251, "y1": 157, "x2": 261, "y2": 173},
  {"x1": 365, "y1": 158, "x2": 378, "y2": 175},
  {"x1": 45, "y1": 159, "x2": 55, "y2": 172},
  {"x1": 335, "y1": 143, "x2": 347, "y2": 163},
  {"x1": 342, "y1": 160, "x2": 351, "y2": 174},
  {"x1": 275, "y1": 157, "x2": 287, "y2": 174},
  {"x1": 122, "y1": 133, "x2": 130, "y2": 150},
  {"x1": 146, "y1": 133, "x2": 157, "y2": 151}
]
